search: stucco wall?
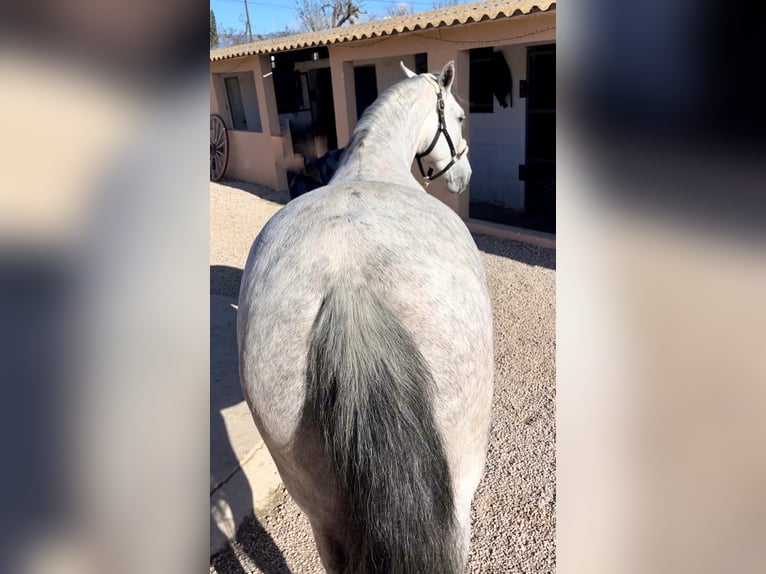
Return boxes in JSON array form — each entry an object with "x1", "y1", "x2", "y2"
[
  {"x1": 351, "y1": 54, "x2": 417, "y2": 96},
  {"x1": 210, "y1": 56, "x2": 288, "y2": 191},
  {"x1": 211, "y1": 71, "x2": 263, "y2": 132},
  {"x1": 468, "y1": 44, "x2": 527, "y2": 210},
  {"x1": 224, "y1": 131, "x2": 288, "y2": 191}
]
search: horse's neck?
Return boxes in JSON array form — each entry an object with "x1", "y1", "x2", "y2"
[{"x1": 331, "y1": 80, "x2": 433, "y2": 188}]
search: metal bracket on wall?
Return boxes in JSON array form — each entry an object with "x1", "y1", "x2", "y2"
[{"x1": 519, "y1": 80, "x2": 528, "y2": 98}]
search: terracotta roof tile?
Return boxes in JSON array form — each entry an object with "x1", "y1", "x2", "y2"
[{"x1": 210, "y1": 0, "x2": 555, "y2": 62}]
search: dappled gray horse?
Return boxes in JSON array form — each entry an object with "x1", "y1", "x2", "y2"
[{"x1": 238, "y1": 61, "x2": 493, "y2": 573}]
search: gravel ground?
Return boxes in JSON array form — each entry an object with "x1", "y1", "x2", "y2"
[{"x1": 210, "y1": 179, "x2": 556, "y2": 573}]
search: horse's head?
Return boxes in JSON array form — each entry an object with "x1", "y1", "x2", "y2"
[{"x1": 401, "y1": 60, "x2": 472, "y2": 194}]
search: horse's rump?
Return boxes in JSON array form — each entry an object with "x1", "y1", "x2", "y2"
[
  {"x1": 306, "y1": 280, "x2": 461, "y2": 573},
  {"x1": 239, "y1": 65, "x2": 491, "y2": 572}
]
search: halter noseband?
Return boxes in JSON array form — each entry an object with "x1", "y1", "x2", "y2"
[{"x1": 415, "y1": 84, "x2": 468, "y2": 185}]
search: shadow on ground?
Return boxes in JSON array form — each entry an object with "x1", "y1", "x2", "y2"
[
  {"x1": 211, "y1": 265, "x2": 243, "y2": 299},
  {"x1": 219, "y1": 178, "x2": 290, "y2": 205},
  {"x1": 211, "y1": 293, "x2": 291, "y2": 574},
  {"x1": 472, "y1": 233, "x2": 556, "y2": 270},
  {"x1": 212, "y1": 515, "x2": 294, "y2": 574}
]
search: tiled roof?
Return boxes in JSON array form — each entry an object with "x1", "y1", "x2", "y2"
[{"x1": 210, "y1": 0, "x2": 555, "y2": 62}]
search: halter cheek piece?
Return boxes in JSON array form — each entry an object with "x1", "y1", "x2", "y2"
[{"x1": 415, "y1": 88, "x2": 468, "y2": 184}]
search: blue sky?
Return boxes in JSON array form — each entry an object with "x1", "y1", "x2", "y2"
[{"x1": 210, "y1": 0, "x2": 458, "y2": 37}]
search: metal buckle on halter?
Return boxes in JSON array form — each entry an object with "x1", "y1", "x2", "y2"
[{"x1": 415, "y1": 89, "x2": 465, "y2": 184}]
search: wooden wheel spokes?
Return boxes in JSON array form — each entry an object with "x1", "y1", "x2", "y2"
[{"x1": 210, "y1": 114, "x2": 229, "y2": 182}]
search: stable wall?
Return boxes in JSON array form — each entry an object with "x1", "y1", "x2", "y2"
[
  {"x1": 208, "y1": 11, "x2": 555, "y2": 207},
  {"x1": 327, "y1": 11, "x2": 555, "y2": 219},
  {"x1": 468, "y1": 43, "x2": 527, "y2": 210},
  {"x1": 351, "y1": 54, "x2": 418, "y2": 95},
  {"x1": 210, "y1": 56, "x2": 288, "y2": 191}
]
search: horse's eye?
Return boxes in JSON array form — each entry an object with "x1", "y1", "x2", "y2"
[{"x1": 458, "y1": 116, "x2": 466, "y2": 123}]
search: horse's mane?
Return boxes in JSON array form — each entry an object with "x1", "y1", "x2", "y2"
[{"x1": 342, "y1": 74, "x2": 438, "y2": 161}]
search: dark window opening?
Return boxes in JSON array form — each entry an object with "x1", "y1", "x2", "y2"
[
  {"x1": 272, "y1": 47, "x2": 330, "y2": 115},
  {"x1": 224, "y1": 76, "x2": 247, "y2": 130},
  {"x1": 269, "y1": 47, "x2": 337, "y2": 158},
  {"x1": 354, "y1": 66, "x2": 378, "y2": 120},
  {"x1": 273, "y1": 67, "x2": 303, "y2": 115},
  {"x1": 414, "y1": 53, "x2": 428, "y2": 74},
  {"x1": 527, "y1": 44, "x2": 556, "y2": 111},
  {"x1": 315, "y1": 67, "x2": 337, "y2": 150},
  {"x1": 469, "y1": 47, "x2": 494, "y2": 113}
]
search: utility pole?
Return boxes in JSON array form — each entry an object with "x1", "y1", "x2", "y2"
[{"x1": 243, "y1": 0, "x2": 253, "y2": 43}]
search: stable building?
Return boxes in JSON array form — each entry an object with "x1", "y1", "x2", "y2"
[{"x1": 210, "y1": 0, "x2": 556, "y2": 243}]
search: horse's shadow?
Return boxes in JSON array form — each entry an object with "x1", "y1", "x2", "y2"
[
  {"x1": 211, "y1": 265, "x2": 291, "y2": 574},
  {"x1": 218, "y1": 178, "x2": 290, "y2": 206},
  {"x1": 211, "y1": 515, "x2": 293, "y2": 574},
  {"x1": 472, "y1": 233, "x2": 556, "y2": 270}
]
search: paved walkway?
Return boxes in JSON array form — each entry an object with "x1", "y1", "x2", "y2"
[
  {"x1": 209, "y1": 179, "x2": 288, "y2": 556},
  {"x1": 210, "y1": 294, "x2": 283, "y2": 555}
]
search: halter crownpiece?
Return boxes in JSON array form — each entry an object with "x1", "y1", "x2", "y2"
[{"x1": 415, "y1": 78, "x2": 468, "y2": 184}]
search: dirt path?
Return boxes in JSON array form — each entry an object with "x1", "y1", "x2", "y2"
[{"x1": 210, "y1": 180, "x2": 556, "y2": 573}]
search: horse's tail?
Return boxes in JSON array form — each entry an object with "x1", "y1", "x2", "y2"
[{"x1": 306, "y1": 283, "x2": 460, "y2": 574}]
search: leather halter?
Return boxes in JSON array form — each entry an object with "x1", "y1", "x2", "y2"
[{"x1": 415, "y1": 84, "x2": 468, "y2": 184}]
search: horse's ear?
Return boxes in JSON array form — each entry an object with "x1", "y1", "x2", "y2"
[
  {"x1": 400, "y1": 61, "x2": 417, "y2": 79},
  {"x1": 439, "y1": 60, "x2": 456, "y2": 92}
]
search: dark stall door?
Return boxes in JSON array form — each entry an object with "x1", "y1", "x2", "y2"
[{"x1": 524, "y1": 44, "x2": 556, "y2": 225}]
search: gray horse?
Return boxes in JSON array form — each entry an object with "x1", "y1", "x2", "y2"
[{"x1": 238, "y1": 61, "x2": 493, "y2": 573}]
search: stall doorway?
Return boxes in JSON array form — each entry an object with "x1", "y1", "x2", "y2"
[
  {"x1": 524, "y1": 44, "x2": 556, "y2": 227},
  {"x1": 354, "y1": 66, "x2": 378, "y2": 120},
  {"x1": 316, "y1": 67, "x2": 337, "y2": 150}
]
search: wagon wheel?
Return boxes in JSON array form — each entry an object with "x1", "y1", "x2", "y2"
[{"x1": 210, "y1": 114, "x2": 228, "y2": 182}]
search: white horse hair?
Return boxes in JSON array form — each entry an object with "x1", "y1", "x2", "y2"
[{"x1": 238, "y1": 61, "x2": 493, "y2": 573}]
